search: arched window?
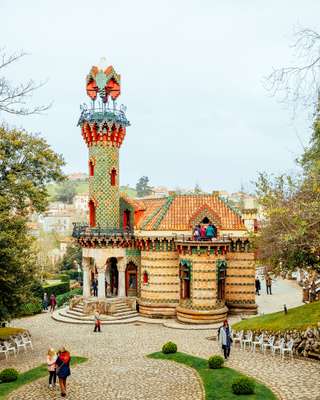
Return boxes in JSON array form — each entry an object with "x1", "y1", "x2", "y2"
[
  {"x1": 179, "y1": 262, "x2": 190, "y2": 299},
  {"x1": 111, "y1": 168, "x2": 117, "y2": 186},
  {"x1": 217, "y1": 260, "x2": 227, "y2": 301},
  {"x1": 143, "y1": 271, "x2": 149, "y2": 284},
  {"x1": 88, "y1": 200, "x2": 96, "y2": 227},
  {"x1": 89, "y1": 160, "x2": 95, "y2": 176},
  {"x1": 123, "y1": 209, "x2": 131, "y2": 230}
]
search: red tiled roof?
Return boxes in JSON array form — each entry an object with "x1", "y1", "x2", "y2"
[{"x1": 135, "y1": 195, "x2": 245, "y2": 231}]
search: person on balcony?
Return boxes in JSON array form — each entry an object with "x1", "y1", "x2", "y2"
[
  {"x1": 193, "y1": 225, "x2": 201, "y2": 241},
  {"x1": 92, "y1": 278, "x2": 98, "y2": 297},
  {"x1": 200, "y1": 225, "x2": 206, "y2": 241},
  {"x1": 205, "y1": 224, "x2": 215, "y2": 241}
]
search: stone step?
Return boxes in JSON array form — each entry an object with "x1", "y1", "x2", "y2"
[
  {"x1": 58, "y1": 309, "x2": 139, "y2": 322},
  {"x1": 112, "y1": 310, "x2": 138, "y2": 317}
]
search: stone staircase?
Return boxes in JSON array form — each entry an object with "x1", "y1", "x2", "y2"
[{"x1": 54, "y1": 298, "x2": 139, "y2": 324}]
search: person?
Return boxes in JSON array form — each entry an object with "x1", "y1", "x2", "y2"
[
  {"x1": 56, "y1": 346, "x2": 71, "y2": 398},
  {"x1": 200, "y1": 225, "x2": 206, "y2": 241},
  {"x1": 92, "y1": 278, "x2": 98, "y2": 297},
  {"x1": 255, "y1": 277, "x2": 261, "y2": 295},
  {"x1": 193, "y1": 226, "x2": 200, "y2": 241},
  {"x1": 47, "y1": 348, "x2": 57, "y2": 389},
  {"x1": 206, "y1": 224, "x2": 215, "y2": 241},
  {"x1": 94, "y1": 310, "x2": 101, "y2": 332},
  {"x1": 43, "y1": 292, "x2": 49, "y2": 311},
  {"x1": 266, "y1": 275, "x2": 272, "y2": 295},
  {"x1": 219, "y1": 319, "x2": 233, "y2": 359},
  {"x1": 49, "y1": 294, "x2": 57, "y2": 313}
]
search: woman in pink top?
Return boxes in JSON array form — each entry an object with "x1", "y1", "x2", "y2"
[{"x1": 47, "y1": 348, "x2": 57, "y2": 389}]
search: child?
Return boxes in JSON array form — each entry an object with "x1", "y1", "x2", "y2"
[
  {"x1": 47, "y1": 348, "x2": 57, "y2": 389},
  {"x1": 94, "y1": 310, "x2": 101, "y2": 332}
]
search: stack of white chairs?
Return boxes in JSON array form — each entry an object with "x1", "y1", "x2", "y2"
[
  {"x1": 232, "y1": 330, "x2": 243, "y2": 348},
  {"x1": 0, "y1": 341, "x2": 17, "y2": 359},
  {"x1": 241, "y1": 331, "x2": 253, "y2": 350},
  {"x1": 251, "y1": 333, "x2": 264, "y2": 352},
  {"x1": 14, "y1": 337, "x2": 27, "y2": 353},
  {"x1": 18, "y1": 333, "x2": 33, "y2": 350},
  {"x1": 280, "y1": 339, "x2": 294, "y2": 359},
  {"x1": 271, "y1": 338, "x2": 285, "y2": 356},
  {"x1": 262, "y1": 335, "x2": 275, "y2": 354}
]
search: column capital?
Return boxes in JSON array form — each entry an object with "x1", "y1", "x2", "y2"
[
  {"x1": 117, "y1": 257, "x2": 127, "y2": 272},
  {"x1": 82, "y1": 257, "x2": 91, "y2": 271},
  {"x1": 95, "y1": 256, "x2": 106, "y2": 272}
]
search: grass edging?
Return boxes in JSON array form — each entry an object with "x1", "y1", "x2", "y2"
[
  {"x1": 148, "y1": 351, "x2": 276, "y2": 400},
  {"x1": 0, "y1": 356, "x2": 87, "y2": 400}
]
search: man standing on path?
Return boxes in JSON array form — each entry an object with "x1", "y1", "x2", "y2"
[
  {"x1": 266, "y1": 275, "x2": 272, "y2": 295},
  {"x1": 255, "y1": 277, "x2": 261, "y2": 295}
]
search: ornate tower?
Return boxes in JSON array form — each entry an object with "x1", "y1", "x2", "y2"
[{"x1": 78, "y1": 62, "x2": 130, "y2": 229}]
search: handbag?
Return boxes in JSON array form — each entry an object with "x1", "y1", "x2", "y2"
[{"x1": 55, "y1": 361, "x2": 64, "y2": 375}]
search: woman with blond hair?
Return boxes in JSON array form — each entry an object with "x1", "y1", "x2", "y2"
[
  {"x1": 56, "y1": 346, "x2": 71, "y2": 397},
  {"x1": 46, "y1": 348, "x2": 57, "y2": 389}
]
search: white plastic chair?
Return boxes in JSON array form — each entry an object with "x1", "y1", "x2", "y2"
[
  {"x1": 241, "y1": 331, "x2": 253, "y2": 350},
  {"x1": 0, "y1": 344, "x2": 9, "y2": 359},
  {"x1": 233, "y1": 331, "x2": 243, "y2": 348},
  {"x1": 19, "y1": 334, "x2": 33, "y2": 350},
  {"x1": 262, "y1": 336, "x2": 275, "y2": 354},
  {"x1": 14, "y1": 337, "x2": 27, "y2": 352},
  {"x1": 251, "y1": 334, "x2": 264, "y2": 352},
  {"x1": 272, "y1": 338, "x2": 285, "y2": 356},
  {"x1": 4, "y1": 341, "x2": 17, "y2": 357},
  {"x1": 281, "y1": 339, "x2": 294, "y2": 359}
]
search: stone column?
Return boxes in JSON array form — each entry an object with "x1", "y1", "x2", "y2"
[
  {"x1": 82, "y1": 257, "x2": 91, "y2": 298},
  {"x1": 96, "y1": 258, "x2": 106, "y2": 299},
  {"x1": 117, "y1": 257, "x2": 127, "y2": 297}
]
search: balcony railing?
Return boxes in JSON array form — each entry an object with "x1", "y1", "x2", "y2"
[
  {"x1": 77, "y1": 103, "x2": 130, "y2": 126},
  {"x1": 173, "y1": 233, "x2": 231, "y2": 243},
  {"x1": 72, "y1": 223, "x2": 134, "y2": 239}
]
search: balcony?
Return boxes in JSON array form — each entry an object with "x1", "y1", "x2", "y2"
[
  {"x1": 77, "y1": 103, "x2": 130, "y2": 127},
  {"x1": 72, "y1": 223, "x2": 134, "y2": 240}
]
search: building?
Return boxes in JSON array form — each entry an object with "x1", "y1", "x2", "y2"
[{"x1": 72, "y1": 63, "x2": 257, "y2": 324}]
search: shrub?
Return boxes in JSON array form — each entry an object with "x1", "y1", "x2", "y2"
[
  {"x1": 0, "y1": 368, "x2": 19, "y2": 383},
  {"x1": 57, "y1": 274, "x2": 70, "y2": 283},
  {"x1": 19, "y1": 298, "x2": 42, "y2": 316},
  {"x1": 162, "y1": 341, "x2": 177, "y2": 354},
  {"x1": 62, "y1": 270, "x2": 83, "y2": 280},
  {"x1": 56, "y1": 288, "x2": 82, "y2": 307},
  {"x1": 232, "y1": 377, "x2": 255, "y2": 395},
  {"x1": 42, "y1": 281, "x2": 70, "y2": 297},
  {"x1": 208, "y1": 355, "x2": 224, "y2": 369}
]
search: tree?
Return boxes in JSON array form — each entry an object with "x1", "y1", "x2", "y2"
[
  {"x1": 0, "y1": 125, "x2": 65, "y2": 320},
  {"x1": 255, "y1": 100, "x2": 320, "y2": 274},
  {"x1": 0, "y1": 49, "x2": 50, "y2": 115},
  {"x1": 59, "y1": 243, "x2": 82, "y2": 271},
  {"x1": 194, "y1": 183, "x2": 202, "y2": 194},
  {"x1": 265, "y1": 28, "x2": 320, "y2": 112},
  {"x1": 136, "y1": 176, "x2": 153, "y2": 197},
  {"x1": 55, "y1": 180, "x2": 76, "y2": 204}
]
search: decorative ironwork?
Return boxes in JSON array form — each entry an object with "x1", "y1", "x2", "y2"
[
  {"x1": 72, "y1": 223, "x2": 133, "y2": 239},
  {"x1": 78, "y1": 104, "x2": 130, "y2": 126}
]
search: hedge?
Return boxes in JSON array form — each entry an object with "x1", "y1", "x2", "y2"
[
  {"x1": 19, "y1": 298, "x2": 42, "y2": 316},
  {"x1": 42, "y1": 281, "x2": 70, "y2": 297},
  {"x1": 61, "y1": 270, "x2": 83, "y2": 280},
  {"x1": 56, "y1": 288, "x2": 82, "y2": 307}
]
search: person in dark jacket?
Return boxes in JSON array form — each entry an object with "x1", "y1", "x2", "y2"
[
  {"x1": 219, "y1": 320, "x2": 233, "y2": 359},
  {"x1": 255, "y1": 277, "x2": 261, "y2": 295},
  {"x1": 92, "y1": 278, "x2": 98, "y2": 297},
  {"x1": 49, "y1": 294, "x2": 57, "y2": 313},
  {"x1": 56, "y1": 347, "x2": 71, "y2": 397}
]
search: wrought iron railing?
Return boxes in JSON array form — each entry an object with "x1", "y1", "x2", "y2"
[
  {"x1": 77, "y1": 103, "x2": 130, "y2": 126},
  {"x1": 173, "y1": 233, "x2": 231, "y2": 243},
  {"x1": 72, "y1": 223, "x2": 134, "y2": 239}
]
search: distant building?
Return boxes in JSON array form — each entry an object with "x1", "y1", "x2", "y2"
[
  {"x1": 73, "y1": 194, "x2": 89, "y2": 212},
  {"x1": 68, "y1": 172, "x2": 88, "y2": 181}
]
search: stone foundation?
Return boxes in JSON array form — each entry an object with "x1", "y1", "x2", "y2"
[
  {"x1": 138, "y1": 301, "x2": 177, "y2": 318},
  {"x1": 176, "y1": 305, "x2": 228, "y2": 324},
  {"x1": 227, "y1": 302, "x2": 258, "y2": 315}
]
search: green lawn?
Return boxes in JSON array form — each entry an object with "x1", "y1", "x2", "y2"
[
  {"x1": 0, "y1": 328, "x2": 26, "y2": 341},
  {"x1": 0, "y1": 356, "x2": 87, "y2": 400},
  {"x1": 233, "y1": 301, "x2": 320, "y2": 332},
  {"x1": 149, "y1": 352, "x2": 276, "y2": 400}
]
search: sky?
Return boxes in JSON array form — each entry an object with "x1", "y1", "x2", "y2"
[{"x1": 1, "y1": 0, "x2": 320, "y2": 193}]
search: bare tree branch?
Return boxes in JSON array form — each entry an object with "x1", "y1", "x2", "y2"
[
  {"x1": 0, "y1": 48, "x2": 51, "y2": 115},
  {"x1": 264, "y1": 28, "x2": 320, "y2": 113}
]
